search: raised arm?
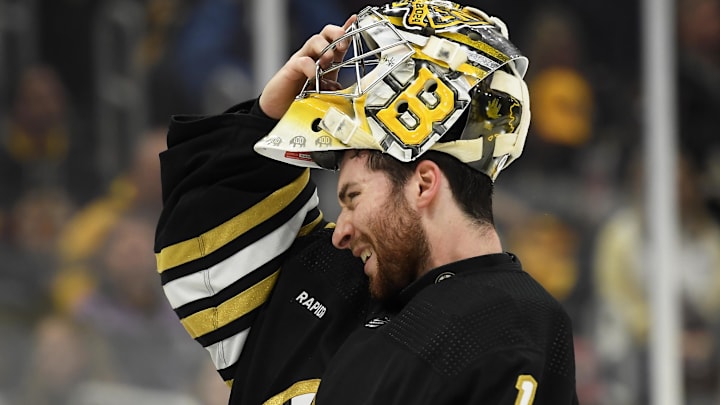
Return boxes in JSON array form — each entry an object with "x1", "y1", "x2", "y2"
[{"x1": 154, "y1": 18, "x2": 365, "y2": 396}]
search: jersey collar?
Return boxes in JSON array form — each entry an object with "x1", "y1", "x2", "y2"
[{"x1": 396, "y1": 252, "x2": 520, "y2": 307}]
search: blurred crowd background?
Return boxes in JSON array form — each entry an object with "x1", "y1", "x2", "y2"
[{"x1": 0, "y1": 0, "x2": 719, "y2": 404}]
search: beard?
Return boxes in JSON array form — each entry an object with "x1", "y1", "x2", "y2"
[{"x1": 366, "y1": 192, "x2": 431, "y2": 302}]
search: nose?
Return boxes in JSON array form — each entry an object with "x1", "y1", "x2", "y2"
[{"x1": 332, "y1": 210, "x2": 353, "y2": 249}]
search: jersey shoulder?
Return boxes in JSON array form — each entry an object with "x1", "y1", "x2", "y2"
[{"x1": 384, "y1": 268, "x2": 574, "y2": 378}]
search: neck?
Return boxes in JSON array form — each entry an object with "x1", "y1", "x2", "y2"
[{"x1": 423, "y1": 217, "x2": 503, "y2": 275}]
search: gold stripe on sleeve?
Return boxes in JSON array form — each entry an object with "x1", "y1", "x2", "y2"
[
  {"x1": 180, "y1": 270, "x2": 279, "y2": 339},
  {"x1": 262, "y1": 379, "x2": 321, "y2": 405},
  {"x1": 298, "y1": 210, "x2": 324, "y2": 237},
  {"x1": 156, "y1": 170, "x2": 310, "y2": 273}
]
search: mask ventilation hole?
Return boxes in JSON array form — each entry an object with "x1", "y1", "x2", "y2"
[
  {"x1": 425, "y1": 80, "x2": 438, "y2": 93},
  {"x1": 468, "y1": 31, "x2": 482, "y2": 42},
  {"x1": 396, "y1": 101, "x2": 409, "y2": 113}
]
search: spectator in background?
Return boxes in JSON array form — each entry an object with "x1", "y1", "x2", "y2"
[
  {"x1": 52, "y1": 128, "x2": 165, "y2": 314},
  {"x1": 592, "y1": 150, "x2": 720, "y2": 405},
  {"x1": 498, "y1": 6, "x2": 603, "y2": 219},
  {"x1": 0, "y1": 186, "x2": 75, "y2": 399},
  {"x1": 0, "y1": 65, "x2": 99, "y2": 211},
  {"x1": 72, "y1": 211, "x2": 204, "y2": 392},
  {"x1": 492, "y1": 7, "x2": 607, "y2": 334},
  {"x1": 15, "y1": 314, "x2": 114, "y2": 405},
  {"x1": 0, "y1": 187, "x2": 74, "y2": 313}
]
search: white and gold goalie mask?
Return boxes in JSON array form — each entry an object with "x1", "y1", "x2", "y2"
[{"x1": 254, "y1": 0, "x2": 530, "y2": 180}]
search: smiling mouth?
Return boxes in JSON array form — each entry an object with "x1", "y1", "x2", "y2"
[{"x1": 360, "y1": 249, "x2": 372, "y2": 264}]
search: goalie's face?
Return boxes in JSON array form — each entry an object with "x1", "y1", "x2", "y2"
[{"x1": 332, "y1": 152, "x2": 431, "y2": 301}]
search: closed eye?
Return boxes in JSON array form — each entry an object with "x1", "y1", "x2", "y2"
[
  {"x1": 338, "y1": 182, "x2": 360, "y2": 207},
  {"x1": 340, "y1": 191, "x2": 360, "y2": 209}
]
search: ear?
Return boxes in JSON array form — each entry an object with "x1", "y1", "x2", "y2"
[{"x1": 413, "y1": 160, "x2": 442, "y2": 209}]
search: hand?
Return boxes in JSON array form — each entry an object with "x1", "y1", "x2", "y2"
[{"x1": 259, "y1": 15, "x2": 356, "y2": 120}]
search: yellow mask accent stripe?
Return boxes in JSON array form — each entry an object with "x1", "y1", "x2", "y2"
[
  {"x1": 384, "y1": 15, "x2": 507, "y2": 62},
  {"x1": 441, "y1": 32, "x2": 510, "y2": 63},
  {"x1": 180, "y1": 270, "x2": 279, "y2": 339},
  {"x1": 156, "y1": 170, "x2": 311, "y2": 272},
  {"x1": 385, "y1": 15, "x2": 407, "y2": 27},
  {"x1": 262, "y1": 379, "x2": 321, "y2": 405},
  {"x1": 410, "y1": 50, "x2": 487, "y2": 79}
]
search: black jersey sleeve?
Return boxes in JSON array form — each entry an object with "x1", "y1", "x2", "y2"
[{"x1": 154, "y1": 99, "x2": 326, "y2": 386}]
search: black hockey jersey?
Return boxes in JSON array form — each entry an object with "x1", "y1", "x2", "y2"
[{"x1": 154, "y1": 100, "x2": 579, "y2": 404}]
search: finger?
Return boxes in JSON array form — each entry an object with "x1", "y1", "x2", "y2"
[
  {"x1": 299, "y1": 25, "x2": 345, "y2": 59},
  {"x1": 319, "y1": 15, "x2": 358, "y2": 81},
  {"x1": 258, "y1": 16, "x2": 357, "y2": 119},
  {"x1": 334, "y1": 14, "x2": 357, "y2": 54},
  {"x1": 316, "y1": 26, "x2": 348, "y2": 70},
  {"x1": 343, "y1": 14, "x2": 357, "y2": 30},
  {"x1": 319, "y1": 79, "x2": 342, "y2": 92},
  {"x1": 259, "y1": 55, "x2": 316, "y2": 119},
  {"x1": 285, "y1": 55, "x2": 318, "y2": 83}
]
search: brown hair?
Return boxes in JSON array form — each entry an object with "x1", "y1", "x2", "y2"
[{"x1": 360, "y1": 150, "x2": 495, "y2": 227}]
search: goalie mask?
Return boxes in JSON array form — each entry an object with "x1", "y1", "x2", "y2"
[{"x1": 254, "y1": 0, "x2": 530, "y2": 180}]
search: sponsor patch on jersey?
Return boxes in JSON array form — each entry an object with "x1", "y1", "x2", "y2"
[{"x1": 295, "y1": 290, "x2": 327, "y2": 318}]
